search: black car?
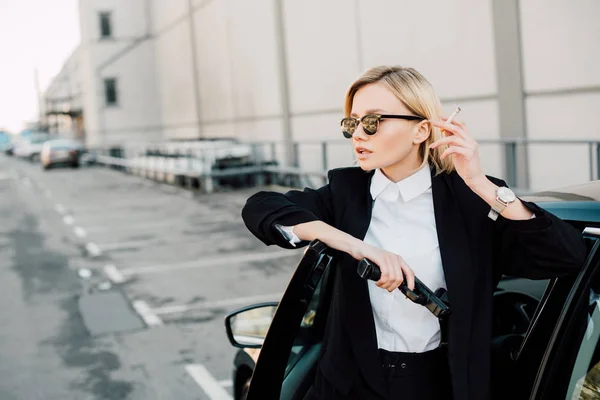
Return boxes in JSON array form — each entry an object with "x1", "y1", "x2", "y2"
[{"x1": 225, "y1": 181, "x2": 600, "y2": 400}]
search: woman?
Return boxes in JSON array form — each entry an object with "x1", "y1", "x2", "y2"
[{"x1": 241, "y1": 66, "x2": 587, "y2": 399}]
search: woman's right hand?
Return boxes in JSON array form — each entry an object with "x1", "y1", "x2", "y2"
[{"x1": 352, "y1": 242, "x2": 415, "y2": 292}]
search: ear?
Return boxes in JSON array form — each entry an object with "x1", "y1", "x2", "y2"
[{"x1": 413, "y1": 120, "x2": 431, "y2": 145}]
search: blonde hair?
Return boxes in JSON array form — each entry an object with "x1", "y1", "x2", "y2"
[{"x1": 344, "y1": 66, "x2": 454, "y2": 175}]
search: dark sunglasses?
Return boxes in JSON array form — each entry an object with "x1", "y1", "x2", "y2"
[{"x1": 340, "y1": 113, "x2": 425, "y2": 139}]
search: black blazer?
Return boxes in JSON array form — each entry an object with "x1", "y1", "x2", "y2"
[{"x1": 241, "y1": 166, "x2": 587, "y2": 400}]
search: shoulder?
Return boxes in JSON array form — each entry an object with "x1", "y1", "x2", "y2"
[
  {"x1": 327, "y1": 166, "x2": 372, "y2": 182},
  {"x1": 326, "y1": 167, "x2": 372, "y2": 196}
]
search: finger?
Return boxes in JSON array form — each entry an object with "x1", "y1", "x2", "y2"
[
  {"x1": 401, "y1": 263, "x2": 415, "y2": 291},
  {"x1": 390, "y1": 262, "x2": 404, "y2": 292},
  {"x1": 444, "y1": 117, "x2": 467, "y2": 131},
  {"x1": 441, "y1": 117, "x2": 470, "y2": 140},
  {"x1": 385, "y1": 261, "x2": 400, "y2": 291},
  {"x1": 377, "y1": 264, "x2": 392, "y2": 289},
  {"x1": 430, "y1": 135, "x2": 467, "y2": 149},
  {"x1": 430, "y1": 120, "x2": 466, "y2": 139},
  {"x1": 441, "y1": 146, "x2": 470, "y2": 160}
]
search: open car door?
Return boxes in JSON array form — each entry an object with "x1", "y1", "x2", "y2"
[
  {"x1": 528, "y1": 228, "x2": 600, "y2": 399},
  {"x1": 245, "y1": 240, "x2": 336, "y2": 400}
]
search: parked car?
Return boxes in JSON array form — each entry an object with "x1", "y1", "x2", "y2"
[
  {"x1": 0, "y1": 131, "x2": 12, "y2": 154},
  {"x1": 13, "y1": 133, "x2": 50, "y2": 161},
  {"x1": 225, "y1": 180, "x2": 600, "y2": 400},
  {"x1": 40, "y1": 139, "x2": 82, "y2": 169}
]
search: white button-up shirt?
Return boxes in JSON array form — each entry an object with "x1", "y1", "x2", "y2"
[
  {"x1": 278, "y1": 165, "x2": 446, "y2": 353},
  {"x1": 365, "y1": 166, "x2": 446, "y2": 352}
]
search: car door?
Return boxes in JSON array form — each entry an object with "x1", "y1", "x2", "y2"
[
  {"x1": 245, "y1": 240, "x2": 336, "y2": 400},
  {"x1": 528, "y1": 227, "x2": 600, "y2": 399}
]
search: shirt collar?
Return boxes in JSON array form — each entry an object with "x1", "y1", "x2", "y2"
[{"x1": 370, "y1": 164, "x2": 432, "y2": 203}]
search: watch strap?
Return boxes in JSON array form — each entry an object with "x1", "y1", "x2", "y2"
[{"x1": 488, "y1": 190, "x2": 511, "y2": 221}]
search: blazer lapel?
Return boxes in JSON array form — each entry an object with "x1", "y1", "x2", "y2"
[
  {"x1": 431, "y1": 171, "x2": 476, "y2": 380},
  {"x1": 339, "y1": 170, "x2": 388, "y2": 399}
]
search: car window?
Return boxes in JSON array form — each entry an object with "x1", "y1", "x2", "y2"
[
  {"x1": 565, "y1": 287, "x2": 600, "y2": 399},
  {"x1": 30, "y1": 136, "x2": 49, "y2": 144},
  {"x1": 284, "y1": 265, "x2": 331, "y2": 376}
]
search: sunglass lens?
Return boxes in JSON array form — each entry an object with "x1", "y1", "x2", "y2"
[
  {"x1": 362, "y1": 116, "x2": 378, "y2": 135},
  {"x1": 341, "y1": 118, "x2": 357, "y2": 139}
]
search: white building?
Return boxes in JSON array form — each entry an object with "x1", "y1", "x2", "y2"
[
  {"x1": 44, "y1": 0, "x2": 600, "y2": 190},
  {"x1": 43, "y1": 46, "x2": 84, "y2": 139},
  {"x1": 46, "y1": 0, "x2": 162, "y2": 146}
]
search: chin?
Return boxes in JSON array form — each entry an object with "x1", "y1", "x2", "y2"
[{"x1": 357, "y1": 159, "x2": 378, "y2": 171}]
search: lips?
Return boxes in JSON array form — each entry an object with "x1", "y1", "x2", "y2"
[{"x1": 355, "y1": 147, "x2": 372, "y2": 158}]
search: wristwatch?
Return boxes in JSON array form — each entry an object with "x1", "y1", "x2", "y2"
[{"x1": 488, "y1": 187, "x2": 517, "y2": 221}]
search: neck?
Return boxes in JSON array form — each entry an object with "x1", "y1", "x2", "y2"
[{"x1": 381, "y1": 152, "x2": 424, "y2": 183}]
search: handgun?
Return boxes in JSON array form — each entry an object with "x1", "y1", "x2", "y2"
[{"x1": 357, "y1": 258, "x2": 451, "y2": 319}]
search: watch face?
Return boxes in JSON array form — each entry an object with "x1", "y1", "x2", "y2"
[{"x1": 497, "y1": 187, "x2": 516, "y2": 202}]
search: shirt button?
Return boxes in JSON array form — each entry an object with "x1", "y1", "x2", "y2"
[{"x1": 401, "y1": 362, "x2": 407, "y2": 369}]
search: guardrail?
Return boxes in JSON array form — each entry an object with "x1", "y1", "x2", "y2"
[
  {"x1": 93, "y1": 152, "x2": 327, "y2": 193},
  {"x1": 91, "y1": 138, "x2": 600, "y2": 193}
]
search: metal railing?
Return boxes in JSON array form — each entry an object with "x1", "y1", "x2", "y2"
[{"x1": 90, "y1": 138, "x2": 600, "y2": 192}]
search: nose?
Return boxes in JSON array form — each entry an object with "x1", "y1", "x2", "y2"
[{"x1": 352, "y1": 123, "x2": 370, "y2": 141}]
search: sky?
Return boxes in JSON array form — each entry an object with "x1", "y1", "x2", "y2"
[{"x1": 0, "y1": 0, "x2": 80, "y2": 133}]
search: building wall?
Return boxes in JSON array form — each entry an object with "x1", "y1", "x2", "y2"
[
  {"x1": 46, "y1": 0, "x2": 599, "y2": 190},
  {"x1": 519, "y1": 0, "x2": 600, "y2": 190},
  {"x1": 76, "y1": 0, "x2": 162, "y2": 147},
  {"x1": 151, "y1": 0, "x2": 199, "y2": 140},
  {"x1": 44, "y1": 46, "x2": 84, "y2": 139}
]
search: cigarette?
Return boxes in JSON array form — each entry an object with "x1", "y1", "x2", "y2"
[
  {"x1": 446, "y1": 106, "x2": 461, "y2": 124},
  {"x1": 440, "y1": 106, "x2": 461, "y2": 135}
]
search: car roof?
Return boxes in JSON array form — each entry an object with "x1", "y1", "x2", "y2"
[
  {"x1": 522, "y1": 180, "x2": 600, "y2": 223},
  {"x1": 522, "y1": 180, "x2": 600, "y2": 202}
]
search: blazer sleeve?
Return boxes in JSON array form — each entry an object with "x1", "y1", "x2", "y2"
[
  {"x1": 491, "y1": 178, "x2": 588, "y2": 280},
  {"x1": 241, "y1": 171, "x2": 335, "y2": 249}
]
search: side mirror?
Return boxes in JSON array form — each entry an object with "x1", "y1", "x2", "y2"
[{"x1": 225, "y1": 302, "x2": 278, "y2": 348}]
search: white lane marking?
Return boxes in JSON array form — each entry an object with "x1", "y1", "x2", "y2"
[
  {"x1": 153, "y1": 292, "x2": 282, "y2": 315},
  {"x1": 74, "y1": 226, "x2": 87, "y2": 238},
  {"x1": 84, "y1": 220, "x2": 190, "y2": 234},
  {"x1": 86, "y1": 242, "x2": 102, "y2": 257},
  {"x1": 132, "y1": 300, "x2": 163, "y2": 326},
  {"x1": 104, "y1": 264, "x2": 127, "y2": 284},
  {"x1": 94, "y1": 239, "x2": 151, "y2": 251},
  {"x1": 217, "y1": 380, "x2": 233, "y2": 388},
  {"x1": 185, "y1": 364, "x2": 233, "y2": 400},
  {"x1": 55, "y1": 204, "x2": 66, "y2": 214},
  {"x1": 60, "y1": 198, "x2": 181, "y2": 214},
  {"x1": 63, "y1": 215, "x2": 75, "y2": 225},
  {"x1": 121, "y1": 250, "x2": 295, "y2": 276}
]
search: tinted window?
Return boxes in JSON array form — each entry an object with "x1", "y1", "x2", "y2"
[
  {"x1": 104, "y1": 78, "x2": 118, "y2": 105},
  {"x1": 564, "y1": 286, "x2": 600, "y2": 398},
  {"x1": 284, "y1": 266, "x2": 330, "y2": 375},
  {"x1": 99, "y1": 12, "x2": 112, "y2": 38}
]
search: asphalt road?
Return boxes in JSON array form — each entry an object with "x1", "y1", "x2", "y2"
[{"x1": 0, "y1": 155, "x2": 304, "y2": 400}]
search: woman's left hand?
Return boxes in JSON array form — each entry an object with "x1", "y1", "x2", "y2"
[{"x1": 429, "y1": 117, "x2": 485, "y2": 187}]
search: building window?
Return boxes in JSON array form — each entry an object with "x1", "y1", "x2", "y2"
[
  {"x1": 99, "y1": 12, "x2": 112, "y2": 38},
  {"x1": 104, "y1": 78, "x2": 118, "y2": 106}
]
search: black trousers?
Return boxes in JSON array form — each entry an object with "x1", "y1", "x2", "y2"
[
  {"x1": 311, "y1": 347, "x2": 453, "y2": 400},
  {"x1": 378, "y1": 347, "x2": 452, "y2": 400}
]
